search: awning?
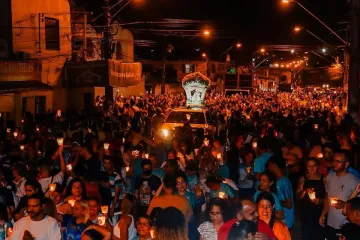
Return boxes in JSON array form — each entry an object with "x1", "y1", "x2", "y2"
[{"x1": 0, "y1": 81, "x2": 53, "y2": 94}]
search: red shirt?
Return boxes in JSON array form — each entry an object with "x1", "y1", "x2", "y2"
[{"x1": 218, "y1": 219, "x2": 276, "y2": 240}]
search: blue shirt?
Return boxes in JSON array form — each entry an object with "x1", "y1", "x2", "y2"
[
  {"x1": 218, "y1": 165, "x2": 230, "y2": 179},
  {"x1": 253, "y1": 190, "x2": 282, "y2": 211},
  {"x1": 133, "y1": 158, "x2": 143, "y2": 176},
  {"x1": 152, "y1": 169, "x2": 165, "y2": 180},
  {"x1": 186, "y1": 175, "x2": 199, "y2": 193},
  {"x1": 180, "y1": 191, "x2": 197, "y2": 209},
  {"x1": 65, "y1": 217, "x2": 92, "y2": 240},
  {"x1": 254, "y1": 153, "x2": 272, "y2": 173},
  {"x1": 276, "y1": 177, "x2": 295, "y2": 228}
]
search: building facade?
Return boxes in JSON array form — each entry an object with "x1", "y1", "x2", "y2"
[{"x1": 0, "y1": 0, "x2": 72, "y2": 123}]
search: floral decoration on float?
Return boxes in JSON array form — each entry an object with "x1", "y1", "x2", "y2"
[{"x1": 182, "y1": 72, "x2": 210, "y2": 109}]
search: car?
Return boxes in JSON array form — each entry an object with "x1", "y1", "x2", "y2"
[{"x1": 158, "y1": 108, "x2": 216, "y2": 140}]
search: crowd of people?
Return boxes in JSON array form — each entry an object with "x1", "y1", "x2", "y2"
[{"x1": 0, "y1": 87, "x2": 359, "y2": 240}]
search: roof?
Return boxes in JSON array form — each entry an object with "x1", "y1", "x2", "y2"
[{"x1": 0, "y1": 81, "x2": 53, "y2": 94}]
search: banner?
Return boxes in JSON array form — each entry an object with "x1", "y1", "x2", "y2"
[{"x1": 109, "y1": 61, "x2": 142, "y2": 87}]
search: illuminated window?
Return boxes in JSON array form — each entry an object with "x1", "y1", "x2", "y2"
[{"x1": 45, "y1": 18, "x2": 60, "y2": 50}]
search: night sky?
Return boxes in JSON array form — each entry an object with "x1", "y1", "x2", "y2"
[{"x1": 77, "y1": 0, "x2": 349, "y2": 65}]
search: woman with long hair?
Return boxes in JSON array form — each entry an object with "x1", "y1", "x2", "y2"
[
  {"x1": 198, "y1": 198, "x2": 230, "y2": 240},
  {"x1": 296, "y1": 158, "x2": 325, "y2": 240},
  {"x1": 256, "y1": 192, "x2": 291, "y2": 240},
  {"x1": 155, "y1": 207, "x2": 188, "y2": 240},
  {"x1": 113, "y1": 194, "x2": 137, "y2": 240},
  {"x1": 0, "y1": 203, "x2": 12, "y2": 240},
  {"x1": 57, "y1": 178, "x2": 87, "y2": 215},
  {"x1": 175, "y1": 171, "x2": 204, "y2": 211}
]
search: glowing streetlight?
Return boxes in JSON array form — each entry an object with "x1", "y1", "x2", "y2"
[
  {"x1": 203, "y1": 30, "x2": 210, "y2": 36},
  {"x1": 294, "y1": 26, "x2": 302, "y2": 32}
]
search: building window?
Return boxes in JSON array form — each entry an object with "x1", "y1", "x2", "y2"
[{"x1": 45, "y1": 18, "x2": 60, "y2": 50}]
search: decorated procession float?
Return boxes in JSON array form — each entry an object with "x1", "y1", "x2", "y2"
[{"x1": 182, "y1": 72, "x2": 211, "y2": 109}]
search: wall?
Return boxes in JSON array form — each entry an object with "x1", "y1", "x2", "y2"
[
  {"x1": 113, "y1": 26, "x2": 134, "y2": 63},
  {"x1": 11, "y1": 0, "x2": 72, "y2": 86},
  {"x1": 67, "y1": 87, "x2": 96, "y2": 110}
]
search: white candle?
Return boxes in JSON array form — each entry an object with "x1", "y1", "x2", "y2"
[
  {"x1": 308, "y1": 191, "x2": 316, "y2": 200},
  {"x1": 13, "y1": 132, "x2": 18, "y2": 138},
  {"x1": 6, "y1": 128, "x2": 11, "y2": 133},
  {"x1": 68, "y1": 199, "x2": 76, "y2": 207},
  {"x1": 57, "y1": 138, "x2": 64, "y2": 146},
  {"x1": 103, "y1": 143, "x2": 110, "y2": 150},
  {"x1": 20, "y1": 145, "x2": 24, "y2": 151},
  {"x1": 252, "y1": 142, "x2": 258, "y2": 149},
  {"x1": 216, "y1": 153, "x2": 222, "y2": 159},
  {"x1": 98, "y1": 216, "x2": 106, "y2": 226},
  {"x1": 101, "y1": 206, "x2": 108, "y2": 214},
  {"x1": 66, "y1": 164, "x2": 72, "y2": 171},
  {"x1": 49, "y1": 184, "x2": 56, "y2": 192},
  {"x1": 218, "y1": 192, "x2": 226, "y2": 199},
  {"x1": 125, "y1": 166, "x2": 130, "y2": 172},
  {"x1": 314, "y1": 124, "x2": 319, "y2": 130},
  {"x1": 317, "y1": 153, "x2": 324, "y2": 159},
  {"x1": 246, "y1": 167, "x2": 251, "y2": 174},
  {"x1": 145, "y1": 153, "x2": 149, "y2": 159}
]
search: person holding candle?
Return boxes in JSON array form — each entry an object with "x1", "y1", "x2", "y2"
[
  {"x1": 198, "y1": 198, "x2": 230, "y2": 240},
  {"x1": 103, "y1": 155, "x2": 126, "y2": 219},
  {"x1": 58, "y1": 178, "x2": 87, "y2": 215},
  {"x1": 296, "y1": 158, "x2": 325, "y2": 240},
  {"x1": 87, "y1": 197, "x2": 112, "y2": 231},
  {"x1": 319, "y1": 150, "x2": 360, "y2": 240},
  {"x1": 0, "y1": 203, "x2": 12, "y2": 240},
  {"x1": 175, "y1": 171, "x2": 204, "y2": 211},
  {"x1": 64, "y1": 200, "x2": 93, "y2": 240},
  {"x1": 238, "y1": 146, "x2": 256, "y2": 198}
]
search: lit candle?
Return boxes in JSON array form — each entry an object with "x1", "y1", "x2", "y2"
[
  {"x1": 66, "y1": 164, "x2": 73, "y2": 171},
  {"x1": 314, "y1": 124, "x2": 319, "y2": 130},
  {"x1": 6, "y1": 128, "x2": 11, "y2": 133},
  {"x1": 218, "y1": 192, "x2": 226, "y2": 199},
  {"x1": 103, "y1": 143, "x2": 110, "y2": 150},
  {"x1": 150, "y1": 229, "x2": 155, "y2": 239},
  {"x1": 246, "y1": 167, "x2": 251, "y2": 174},
  {"x1": 6, "y1": 227, "x2": 12, "y2": 236},
  {"x1": 216, "y1": 153, "x2": 222, "y2": 159},
  {"x1": 194, "y1": 149, "x2": 199, "y2": 155},
  {"x1": 330, "y1": 197, "x2": 338, "y2": 206},
  {"x1": 205, "y1": 124, "x2": 209, "y2": 129},
  {"x1": 101, "y1": 206, "x2": 108, "y2": 214},
  {"x1": 186, "y1": 114, "x2": 191, "y2": 121},
  {"x1": 122, "y1": 138, "x2": 125, "y2": 144},
  {"x1": 204, "y1": 138, "x2": 209, "y2": 147},
  {"x1": 97, "y1": 215, "x2": 106, "y2": 226},
  {"x1": 57, "y1": 138, "x2": 64, "y2": 146},
  {"x1": 13, "y1": 132, "x2": 18, "y2": 138},
  {"x1": 317, "y1": 153, "x2": 324, "y2": 159},
  {"x1": 21, "y1": 119, "x2": 24, "y2": 123},
  {"x1": 68, "y1": 199, "x2": 76, "y2": 207},
  {"x1": 125, "y1": 166, "x2": 130, "y2": 172},
  {"x1": 20, "y1": 145, "x2": 25, "y2": 151},
  {"x1": 145, "y1": 153, "x2": 149, "y2": 159},
  {"x1": 308, "y1": 191, "x2": 316, "y2": 201},
  {"x1": 49, "y1": 184, "x2": 56, "y2": 192},
  {"x1": 252, "y1": 142, "x2": 258, "y2": 149},
  {"x1": 36, "y1": 127, "x2": 40, "y2": 132}
]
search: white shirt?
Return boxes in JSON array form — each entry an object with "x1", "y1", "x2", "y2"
[
  {"x1": 10, "y1": 215, "x2": 61, "y2": 240},
  {"x1": 38, "y1": 172, "x2": 64, "y2": 193}
]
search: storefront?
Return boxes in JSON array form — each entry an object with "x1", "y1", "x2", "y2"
[
  {"x1": 65, "y1": 60, "x2": 143, "y2": 110},
  {"x1": 0, "y1": 61, "x2": 54, "y2": 123}
]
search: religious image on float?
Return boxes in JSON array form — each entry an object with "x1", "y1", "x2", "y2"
[{"x1": 182, "y1": 72, "x2": 210, "y2": 109}]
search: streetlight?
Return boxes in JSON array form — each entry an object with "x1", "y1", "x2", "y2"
[
  {"x1": 220, "y1": 42, "x2": 242, "y2": 61},
  {"x1": 282, "y1": 0, "x2": 346, "y2": 44}
]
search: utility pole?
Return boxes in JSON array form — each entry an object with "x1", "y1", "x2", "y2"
[
  {"x1": 83, "y1": 13, "x2": 87, "y2": 61},
  {"x1": 103, "y1": 0, "x2": 113, "y2": 100},
  {"x1": 348, "y1": 0, "x2": 360, "y2": 124},
  {"x1": 161, "y1": 36, "x2": 167, "y2": 94},
  {"x1": 103, "y1": 0, "x2": 112, "y2": 60}
]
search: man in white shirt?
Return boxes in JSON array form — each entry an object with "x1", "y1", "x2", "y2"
[{"x1": 10, "y1": 193, "x2": 61, "y2": 240}]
